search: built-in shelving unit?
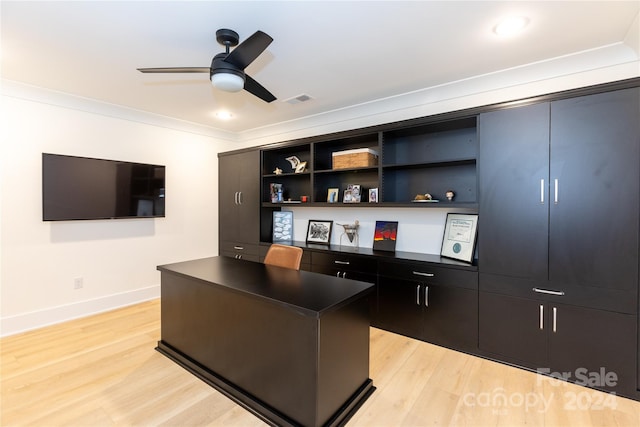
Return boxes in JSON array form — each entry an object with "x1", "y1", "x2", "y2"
[{"x1": 261, "y1": 118, "x2": 477, "y2": 203}]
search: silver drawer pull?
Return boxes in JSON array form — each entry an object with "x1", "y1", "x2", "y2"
[
  {"x1": 233, "y1": 246, "x2": 244, "y2": 250},
  {"x1": 532, "y1": 287, "x2": 565, "y2": 296},
  {"x1": 416, "y1": 285, "x2": 420, "y2": 305},
  {"x1": 539, "y1": 305, "x2": 544, "y2": 330},
  {"x1": 412, "y1": 271, "x2": 434, "y2": 277},
  {"x1": 334, "y1": 260, "x2": 350, "y2": 265}
]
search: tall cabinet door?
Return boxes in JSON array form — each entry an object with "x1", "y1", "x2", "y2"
[
  {"x1": 478, "y1": 102, "x2": 550, "y2": 279},
  {"x1": 549, "y1": 88, "x2": 639, "y2": 292},
  {"x1": 219, "y1": 150, "x2": 260, "y2": 244}
]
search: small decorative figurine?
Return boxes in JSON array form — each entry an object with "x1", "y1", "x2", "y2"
[
  {"x1": 337, "y1": 220, "x2": 359, "y2": 247},
  {"x1": 446, "y1": 190, "x2": 455, "y2": 201},
  {"x1": 273, "y1": 167, "x2": 283, "y2": 175}
]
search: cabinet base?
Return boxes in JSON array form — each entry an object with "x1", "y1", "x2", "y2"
[{"x1": 156, "y1": 341, "x2": 376, "y2": 427}]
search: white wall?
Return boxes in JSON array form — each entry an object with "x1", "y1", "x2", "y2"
[{"x1": 1, "y1": 92, "x2": 223, "y2": 336}]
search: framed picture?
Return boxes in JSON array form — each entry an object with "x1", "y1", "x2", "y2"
[
  {"x1": 373, "y1": 220, "x2": 398, "y2": 252},
  {"x1": 440, "y1": 213, "x2": 478, "y2": 263},
  {"x1": 327, "y1": 188, "x2": 339, "y2": 203},
  {"x1": 369, "y1": 188, "x2": 378, "y2": 203},
  {"x1": 306, "y1": 220, "x2": 333, "y2": 245},
  {"x1": 343, "y1": 184, "x2": 361, "y2": 203},
  {"x1": 272, "y1": 211, "x2": 293, "y2": 242}
]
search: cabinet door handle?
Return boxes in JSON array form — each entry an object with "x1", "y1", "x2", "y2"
[
  {"x1": 553, "y1": 307, "x2": 557, "y2": 333},
  {"x1": 532, "y1": 287, "x2": 565, "y2": 296},
  {"x1": 234, "y1": 246, "x2": 244, "y2": 250},
  {"x1": 334, "y1": 260, "x2": 350, "y2": 265},
  {"x1": 412, "y1": 271, "x2": 434, "y2": 277},
  {"x1": 238, "y1": 191, "x2": 243, "y2": 205},
  {"x1": 424, "y1": 286, "x2": 429, "y2": 307},
  {"x1": 336, "y1": 272, "x2": 341, "y2": 278},
  {"x1": 554, "y1": 179, "x2": 559, "y2": 204},
  {"x1": 416, "y1": 285, "x2": 421, "y2": 305},
  {"x1": 342, "y1": 272, "x2": 347, "y2": 279},
  {"x1": 234, "y1": 192, "x2": 238, "y2": 204},
  {"x1": 539, "y1": 305, "x2": 544, "y2": 330},
  {"x1": 540, "y1": 179, "x2": 545, "y2": 204}
]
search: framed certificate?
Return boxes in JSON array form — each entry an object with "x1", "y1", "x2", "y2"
[{"x1": 440, "y1": 213, "x2": 478, "y2": 263}]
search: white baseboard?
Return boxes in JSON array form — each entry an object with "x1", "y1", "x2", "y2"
[{"x1": 0, "y1": 285, "x2": 160, "y2": 337}]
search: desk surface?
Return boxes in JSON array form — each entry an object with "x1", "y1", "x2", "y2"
[{"x1": 157, "y1": 256, "x2": 374, "y2": 316}]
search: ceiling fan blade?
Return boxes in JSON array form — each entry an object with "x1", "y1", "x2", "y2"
[
  {"x1": 244, "y1": 74, "x2": 276, "y2": 103},
  {"x1": 224, "y1": 31, "x2": 273, "y2": 70},
  {"x1": 137, "y1": 67, "x2": 210, "y2": 73}
]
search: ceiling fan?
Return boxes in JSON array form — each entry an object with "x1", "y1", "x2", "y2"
[{"x1": 137, "y1": 29, "x2": 276, "y2": 103}]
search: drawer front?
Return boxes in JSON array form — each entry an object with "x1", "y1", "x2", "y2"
[
  {"x1": 220, "y1": 241, "x2": 259, "y2": 256},
  {"x1": 220, "y1": 251, "x2": 260, "y2": 262},
  {"x1": 379, "y1": 261, "x2": 477, "y2": 290},
  {"x1": 311, "y1": 252, "x2": 377, "y2": 273},
  {"x1": 311, "y1": 265, "x2": 377, "y2": 284}
]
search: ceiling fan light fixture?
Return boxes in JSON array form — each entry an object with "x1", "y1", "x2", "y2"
[{"x1": 211, "y1": 72, "x2": 245, "y2": 92}]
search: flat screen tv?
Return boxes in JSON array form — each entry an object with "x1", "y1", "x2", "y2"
[{"x1": 42, "y1": 153, "x2": 165, "y2": 221}]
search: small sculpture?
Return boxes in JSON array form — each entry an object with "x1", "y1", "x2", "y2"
[
  {"x1": 337, "y1": 220, "x2": 359, "y2": 247},
  {"x1": 273, "y1": 167, "x2": 283, "y2": 175},
  {"x1": 414, "y1": 193, "x2": 432, "y2": 201},
  {"x1": 286, "y1": 156, "x2": 300, "y2": 170},
  {"x1": 446, "y1": 190, "x2": 455, "y2": 201}
]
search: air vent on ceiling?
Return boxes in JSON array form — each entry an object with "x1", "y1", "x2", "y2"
[{"x1": 283, "y1": 94, "x2": 314, "y2": 105}]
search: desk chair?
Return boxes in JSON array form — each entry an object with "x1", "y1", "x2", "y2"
[{"x1": 263, "y1": 244, "x2": 303, "y2": 270}]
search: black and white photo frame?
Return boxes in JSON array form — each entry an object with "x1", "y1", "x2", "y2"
[{"x1": 306, "y1": 220, "x2": 333, "y2": 245}]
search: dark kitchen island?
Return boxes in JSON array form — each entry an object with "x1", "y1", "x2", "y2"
[{"x1": 156, "y1": 256, "x2": 375, "y2": 427}]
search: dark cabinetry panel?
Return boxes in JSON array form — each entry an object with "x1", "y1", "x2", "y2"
[
  {"x1": 478, "y1": 87, "x2": 640, "y2": 398},
  {"x1": 479, "y1": 88, "x2": 639, "y2": 312},
  {"x1": 377, "y1": 261, "x2": 478, "y2": 352},
  {"x1": 219, "y1": 150, "x2": 260, "y2": 249},
  {"x1": 478, "y1": 102, "x2": 550, "y2": 279},
  {"x1": 549, "y1": 89, "x2": 639, "y2": 291},
  {"x1": 479, "y1": 292, "x2": 637, "y2": 396}
]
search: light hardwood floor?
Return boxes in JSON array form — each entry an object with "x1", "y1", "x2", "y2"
[{"x1": 2, "y1": 299, "x2": 639, "y2": 426}]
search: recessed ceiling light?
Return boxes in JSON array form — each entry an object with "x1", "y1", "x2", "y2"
[
  {"x1": 215, "y1": 111, "x2": 233, "y2": 120},
  {"x1": 493, "y1": 16, "x2": 529, "y2": 36}
]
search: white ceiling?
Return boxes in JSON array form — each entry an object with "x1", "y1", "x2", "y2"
[{"x1": 2, "y1": 1, "x2": 639, "y2": 134}]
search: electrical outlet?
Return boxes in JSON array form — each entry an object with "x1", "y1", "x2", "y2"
[{"x1": 74, "y1": 277, "x2": 84, "y2": 290}]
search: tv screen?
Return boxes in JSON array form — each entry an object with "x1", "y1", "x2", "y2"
[{"x1": 42, "y1": 153, "x2": 165, "y2": 221}]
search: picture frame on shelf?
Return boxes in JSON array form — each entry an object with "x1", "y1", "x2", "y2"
[
  {"x1": 368, "y1": 188, "x2": 378, "y2": 203},
  {"x1": 306, "y1": 220, "x2": 333, "y2": 245},
  {"x1": 440, "y1": 213, "x2": 478, "y2": 263},
  {"x1": 327, "y1": 188, "x2": 339, "y2": 203},
  {"x1": 373, "y1": 220, "x2": 398, "y2": 252},
  {"x1": 272, "y1": 211, "x2": 293, "y2": 243},
  {"x1": 343, "y1": 184, "x2": 361, "y2": 203}
]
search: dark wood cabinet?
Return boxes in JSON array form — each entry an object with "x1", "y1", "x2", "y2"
[
  {"x1": 479, "y1": 291, "x2": 637, "y2": 396},
  {"x1": 377, "y1": 261, "x2": 478, "y2": 352},
  {"x1": 478, "y1": 87, "x2": 640, "y2": 398},
  {"x1": 479, "y1": 88, "x2": 639, "y2": 313},
  {"x1": 548, "y1": 89, "x2": 639, "y2": 293},
  {"x1": 219, "y1": 150, "x2": 260, "y2": 261},
  {"x1": 478, "y1": 101, "x2": 550, "y2": 280}
]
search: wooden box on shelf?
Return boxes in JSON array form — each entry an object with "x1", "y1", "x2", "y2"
[{"x1": 332, "y1": 148, "x2": 378, "y2": 169}]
